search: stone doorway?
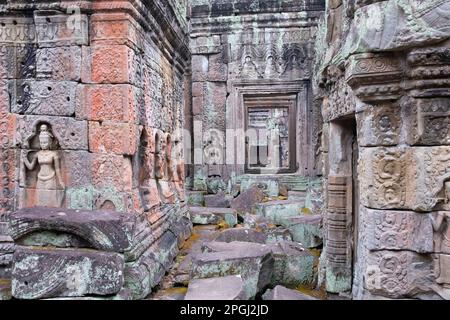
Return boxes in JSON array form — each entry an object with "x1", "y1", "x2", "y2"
[{"x1": 326, "y1": 116, "x2": 358, "y2": 293}]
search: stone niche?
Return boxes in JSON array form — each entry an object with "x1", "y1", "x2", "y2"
[
  {"x1": 0, "y1": 0, "x2": 191, "y2": 300},
  {"x1": 314, "y1": 0, "x2": 450, "y2": 299},
  {"x1": 188, "y1": 0, "x2": 325, "y2": 195}
]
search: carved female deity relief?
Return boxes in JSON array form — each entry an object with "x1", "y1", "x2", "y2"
[
  {"x1": 432, "y1": 211, "x2": 450, "y2": 288},
  {"x1": 20, "y1": 123, "x2": 65, "y2": 208}
]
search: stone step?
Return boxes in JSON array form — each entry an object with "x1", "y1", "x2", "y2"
[
  {"x1": 286, "y1": 215, "x2": 323, "y2": 248},
  {"x1": 185, "y1": 275, "x2": 246, "y2": 300},
  {"x1": 262, "y1": 285, "x2": 317, "y2": 300},
  {"x1": 190, "y1": 243, "x2": 273, "y2": 299},
  {"x1": 186, "y1": 191, "x2": 206, "y2": 206},
  {"x1": 189, "y1": 206, "x2": 237, "y2": 227}
]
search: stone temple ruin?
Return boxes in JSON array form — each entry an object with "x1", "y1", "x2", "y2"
[{"x1": 0, "y1": 0, "x2": 449, "y2": 300}]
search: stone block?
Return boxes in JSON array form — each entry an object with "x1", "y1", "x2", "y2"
[
  {"x1": 362, "y1": 250, "x2": 435, "y2": 299},
  {"x1": 254, "y1": 200, "x2": 305, "y2": 226},
  {"x1": 192, "y1": 55, "x2": 208, "y2": 82},
  {"x1": 189, "y1": 206, "x2": 237, "y2": 227},
  {"x1": 0, "y1": 44, "x2": 36, "y2": 79},
  {"x1": 286, "y1": 215, "x2": 323, "y2": 248},
  {"x1": 12, "y1": 246, "x2": 124, "y2": 299},
  {"x1": 0, "y1": 114, "x2": 17, "y2": 149},
  {"x1": 262, "y1": 285, "x2": 317, "y2": 300},
  {"x1": 90, "y1": 12, "x2": 143, "y2": 50},
  {"x1": 10, "y1": 80, "x2": 78, "y2": 116},
  {"x1": 362, "y1": 208, "x2": 434, "y2": 253},
  {"x1": 191, "y1": 242, "x2": 274, "y2": 299},
  {"x1": 0, "y1": 279, "x2": 11, "y2": 300},
  {"x1": 34, "y1": 12, "x2": 89, "y2": 47},
  {"x1": 17, "y1": 115, "x2": 88, "y2": 150},
  {"x1": 91, "y1": 153, "x2": 133, "y2": 192},
  {"x1": 36, "y1": 46, "x2": 81, "y2": 81},
  {"x1": 186, "y1": 191, "x2": 205, "y2": 206},
  {"x1": 9, "y1": 207, "x2": 135, "y2": 252},
  {"x1": 185, "y1": 275, "x2": 246, "y2": 300},
  {"x1": 270, "y1": 241, "x2": 316, "y2": 288},
  {"x1": 76, "y1": 84, "x2": 138, "y2": 123},
  {"x1": 0, "y1": 17, "x2": 36, "y2": 45},
  {"x1": 88, "y1": 121, "x2": 139, "y2": 155}
]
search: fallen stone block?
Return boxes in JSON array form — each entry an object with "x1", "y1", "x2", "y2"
[
  {"x1": 204, "y1": 191, "x2": 232, "y2": 208},
  {"x1": 9, "y1": 207, "x2": 134, "y2": 252},
  {"x1": 185, "y1": 275, "x2": 246, "y2": 300},
  {"x1": 189, "y1": 207, "x2": 237, "y2": 227},
  {"x1": 286, "y1": 215, "x2": 323, "y2": 248},
  {"x1": 124, "y1": 251, "x2": 165, "y2": 300},
  {"x1": 230, "y1": 186, "x2": 265, "y2": 214},
  {"x1": 213, "y1": 228, "x2": 267, "y2": 244},
  {"x1": 262, "y1": 285, "x2": 317, "y2": 300},
  {"x1": 12, "y1": 246, "x2": 124, "y2": 299},
  {"x1": 265, "y1": 228, "x2": 293, "y2": 244},
  {"x1": 0, "y1": 279, "x2": 11, "y2": 300},
  {"x1": 191, "y1": 244, "x2": 273, "y2": 299}
]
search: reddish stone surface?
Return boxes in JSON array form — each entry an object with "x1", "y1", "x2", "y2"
[
  {"x1": 90, "y1": 12, "x2": 142, "y2": 49},
  {"x1": 89, "y1": 121, "x2": 139, "y2": 155}
]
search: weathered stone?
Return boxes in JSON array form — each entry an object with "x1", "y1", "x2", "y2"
[
  {"x1": 204, "y1": 191, "x2": 232, "y2": 208},
  {"x1": 262, "y1": 285, "x2": 317, "y2": 300},
  {"x1": 12, "y1": 246, "x2": 124, "y2": 299},
  {"x1": 9, "y1": 207, "x2": 135, "y2": 252},
  {"x1": 189, "y1": 206, "x2": 237, "y2": 227},
  {"x1": 213, "y1": 228, "x2": 267, "y2": 244},
  {"x1": 10, "y1": 80, "x2": 78, "y2": 116},
  {"x1": 230, "y1": 186, "x2": 265, "y2": 214},
  {"x1": 0, "y1": 279, "x2": 11, "y2": 300},
  {"x1": 36, "y1": 46, "x2": 82, "y2": 81},
  {"x1": 255, "y1": 200, "x2": 305, "y2": 225},
  {"x1": 88, "y1": 121, "x2": 139, "y2": 155},
  {"x1": 203, "y1": 240, "x2": 316, "y2": 288},
  {"x1": 191, "y1": 243, "x2": 274, "y2": 299},
  {"x1": 185, "y1": 275, "x2": 246, "y2": 300},
  {"x1": 270, "y1": 241, "x2": 316, "y2": 288},
  {"x1": 186, "y1": 191, "x2": 205, "y2": 206},
  {"x1": 17, "y1": 115, "x2": 88, "y2": 150},
  {"x1": 286, "y1": 215, "x2": 323, "y2": 248}
]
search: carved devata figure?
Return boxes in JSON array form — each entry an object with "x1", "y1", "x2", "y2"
[{"x1": 21, "y1": 123, "x2": 65, "y2": 207}]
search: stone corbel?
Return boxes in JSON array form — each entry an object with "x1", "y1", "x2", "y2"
[{"x1": 345, "y1": 53, "x2": 404, "y2": 103}]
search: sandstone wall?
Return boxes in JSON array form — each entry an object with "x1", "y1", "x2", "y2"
[{"x1": 314, "y1": 0, "x2": 450, "y2": 299}]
